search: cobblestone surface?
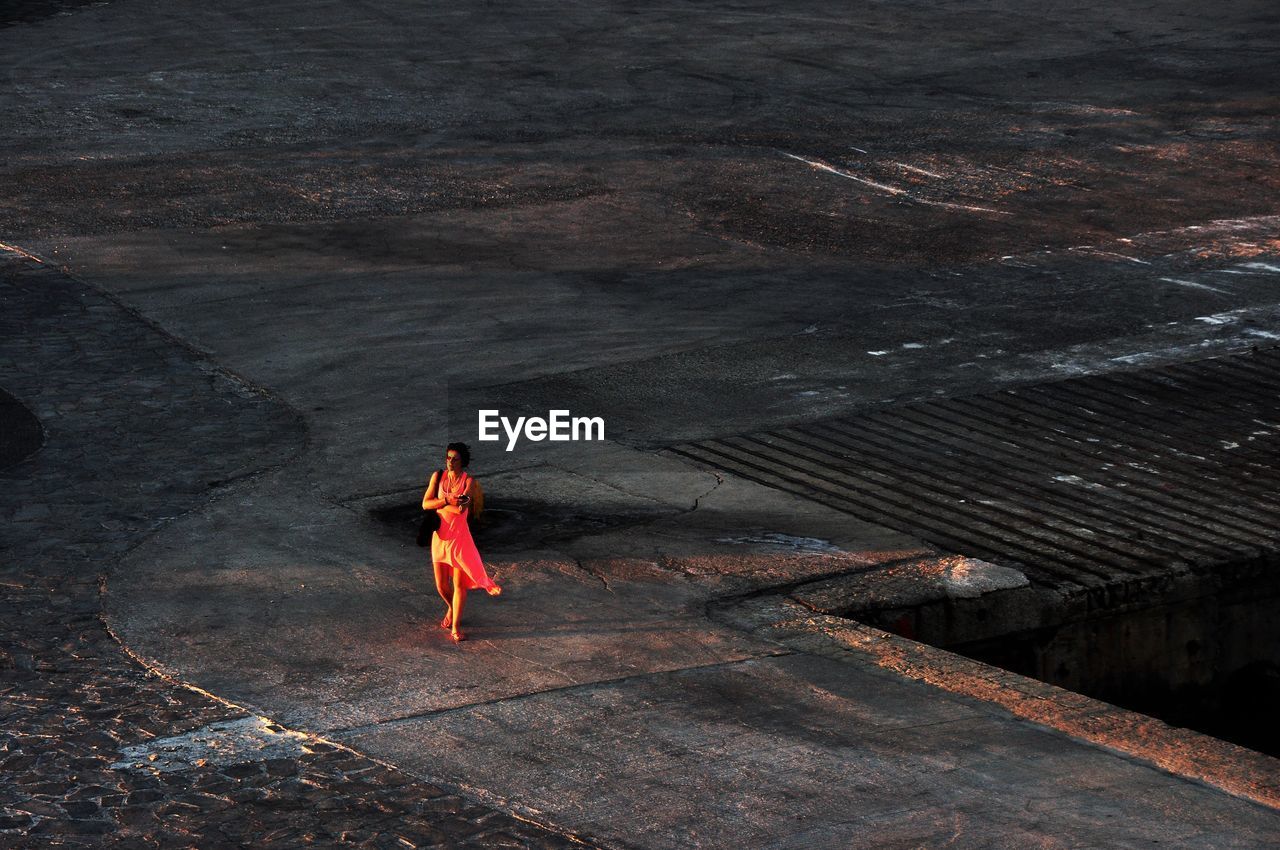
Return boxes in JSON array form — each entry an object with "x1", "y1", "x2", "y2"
[{"x1": 0, "y1": 252, "x2": 589, "y2": 848}]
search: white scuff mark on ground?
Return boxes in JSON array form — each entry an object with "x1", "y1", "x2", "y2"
[
  {"x1": 1160, "y1": 277, "x2": 1227, "y2": 294},
  {"x1": 111, "y1": 716, "x2": 311, "y2": 773},
  {"x1": 867, "y1": 350, "x2": 888, "y2": 356},
  {"x1": 715, "y1": 532, "x2": 843, "y2": 554},
  {"x1": 901, "y1": 342, "x2": 925, "y2": 349},
  {"x1": 999, "y1": 255, "x2": 1037, "y2": 267},
  {"x1": 1070, "y1": 248, "x2": 1152, "y2": 265},
  {"x1": 1123, "y1": 216, "x2": 1279, "y2": 246},
  {"x1": 1195, "y1": 312, "x2": 1240, "y2": 325},
  {"x1": 916, "y1": 198, "x2": 1008, "y2": 215},
  {"x1": 771, "y1": 373, "x2": 797, "y2": 381},
  {"x1": 784, "y1": 152, "x2": 903, "y2": 194},
  {"x1": 1107, "y1": 345, "x2": 1210, "y2": 365},
  {"x1": 781, "y1": 152, "x2": 1008, "y2": 215},
  {"x1": 894, "y1": 162, "x2": 945, "y2": 178},
  {"x1": 1004, "y1": 217, "x2": 1278, "y2": 270},
  {"x1": 1221, "y1": 441, "x2": 1241, "y2": 450},
  {"x1": 1204, "y1": 216, "x2": 1280, "y2": 230},
  {"x1": 1245, "y1": 329, "x2": 1280, "y2": 340},
  {"x1": 1052, "y1": 474, "x2": 1107, "y2": 490},
  {"x1": 796, "y1": 390, "x2": 821, "y2": 397}
]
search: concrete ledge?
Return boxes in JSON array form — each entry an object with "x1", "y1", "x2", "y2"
[{"x1": 721, "y1": 594, "x2": 1280, "y2": 810}]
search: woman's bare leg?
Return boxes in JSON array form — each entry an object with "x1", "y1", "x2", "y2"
[
  {"x1": 433, "y1": 562, "x2": 453, "y2": 627},
  {"x1": 450, "y1": 567, "x2": 468, "y2": 640}
]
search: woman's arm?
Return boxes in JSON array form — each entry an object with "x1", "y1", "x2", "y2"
[{"x1": 422, "y1": 471, "x2": 456, "y2": 510}]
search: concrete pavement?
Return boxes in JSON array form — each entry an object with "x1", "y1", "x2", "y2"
[{"x1": 5, "y1": 0, "x2": 1280, "y2": 846}]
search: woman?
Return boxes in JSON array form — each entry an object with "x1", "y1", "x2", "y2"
[{"x1": 422, "y1": 442, "x2": 500, "y2": 642}]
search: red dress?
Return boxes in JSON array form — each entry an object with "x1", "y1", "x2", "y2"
[{"x1": 431, "y1": 471, "x2": 496, "y2": 591}]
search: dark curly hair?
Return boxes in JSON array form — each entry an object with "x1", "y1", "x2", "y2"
[{"x1": 445, "y1": 441, "x2": 471, "y2": 469}]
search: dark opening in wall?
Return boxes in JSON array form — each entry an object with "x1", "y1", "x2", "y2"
[
  {"x1": 819, "y1": 555, "x2": 1280, "y2": 757},
  {"x1": 944, "y1": 582, "x2": 1280, "y2": 756}
]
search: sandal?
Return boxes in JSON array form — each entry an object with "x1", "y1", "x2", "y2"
[
  {"x1": 487, "y1": 585, "x2": 502, "y2": 597},
  {"x1": 450, "y1": 631, "x2": 467, "y2": 643},
  {"x1": 439, "y1": 615, "x2": 452, "y2": 629}
]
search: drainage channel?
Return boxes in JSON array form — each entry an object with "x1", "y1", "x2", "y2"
[{"x1": 669, "y1": 346, "x2": 1280, "y2": 756}]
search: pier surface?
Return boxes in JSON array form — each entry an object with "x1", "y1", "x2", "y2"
[{"x1": 4, "y1": 1, "x2": 1280, "y2": 846}]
